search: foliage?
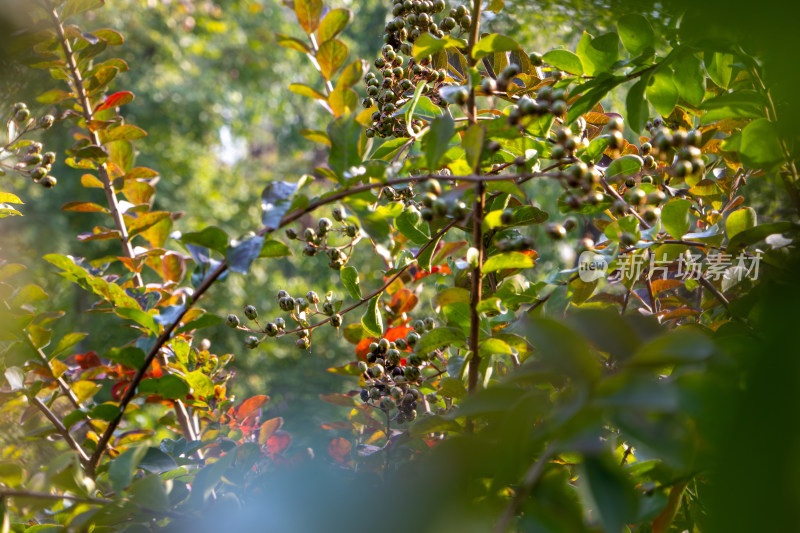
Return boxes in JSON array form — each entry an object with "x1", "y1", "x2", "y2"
[{"x1": 0, "y1": 0, "x2": 798, "y2": 532}]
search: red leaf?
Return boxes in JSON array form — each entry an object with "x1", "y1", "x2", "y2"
[
  {"x1": 328, "y1": 437, "x2": 352, "y2": 463},
  {"x1": 96, "y1": 91, "x2": 134, "y2": 112},
  {"x1": 355, "y1": 337, "x2": 373, "y2": 360},
  {"x1": 75, "y1": 351, "x2": 101, "y2": 369},
  {"x1": 233, "y1": 395, "x2": 270, "y2": 422},
  {"x1": 265, "y1": 430, "x2": 292, "y2": 458}
]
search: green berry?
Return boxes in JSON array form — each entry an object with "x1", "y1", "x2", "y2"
[
  {"x1": 331, "y1": 314, "x2": 343, "y2": 328},
  {"x1": 275, "y1": 317, "x2": 286, "y2": 329},
  {"x1": 423, "y1": 317, "x2": 435, "y2": 331},
  {"x1": 265, "y1": 322, "x2": 279, "y2": 337},
  {"x1": 245, "y1": 336, "x2": 259, "y2": 349},
  {"x1": 296, "y1": 337, "x2": 310, "y2": 350},
  {"x1": 244, "y1": 305, "x2": 258, "y2": 320},
  {"x1": 226, "y1": 314, "x2": 240, "y2": 328}
]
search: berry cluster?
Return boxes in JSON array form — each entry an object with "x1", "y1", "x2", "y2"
[
  {"x1": 358, "y1": 316, "x2": 441, "y2": 424},
  {"x1": 227, "y1": 289, "x2": 343, "y2": 351},
  {"x1": 502, "y1": 82, "x2": 571, "y2": 125},
  {"x1": 363, "y1": 1, "x2": 473, "y2": 138},
  {"x1": 285, "y1": 208, "x2": 360, "y2": 270},
  {"x1": 2, "y1": 102, "x2": 57, "y2": 188}
]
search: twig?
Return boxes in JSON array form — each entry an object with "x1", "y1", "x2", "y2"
[
  {"x1": 47, "y1": 4, "x2": 143, "y2": 288},
  {"x1": 29, "y1": 396, "x2": 90, "y2": 466},
  {"x1": 494, "y1": 444, "x2": 555, "y2": 533}
]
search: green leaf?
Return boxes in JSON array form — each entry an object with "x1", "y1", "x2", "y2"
[
  {"x1": 626, "y1": 73, "x2": 651, "y2": 134},
  {"x1": 542, "y1": 49, "x2": 583, "y2": 74},
  {"x1": 317, "y1": 39, "x2": 348, "y2": 80},
  {"x1": 361, "y1": 293, "x2": 384, "y2": 337},
  {"x1": 99, "y1": 124, "x2": 147, "y2": 143},
  {"x1": 705, "y1": 51, "x2": 735, "y2": 89},
  {"x1": 226, "y1": 235, "x2": 264, "y2": 275},
  {"x1": 646, "y1": 69, "x2": 678, "y2": 117},
  {"x1": 294, "y1": 0, "x2": 322, "y2": 34},
  {"x1": 727, "y1": 222, "x2": 795, "y2": 256},
  {"x1": 739, "y1": 118, "x2": 784, "y2": 168},
  {"x1": 185, "y1": 371, "x2": 214, "y2": 398},
  {"x1": 472, "y1": 33, "x2": 520, "y2": 60},
  {"x1": 418, "y1": 233, "x2": 441, "y2": 272},
  {"x1": 412, "y1": 33, "x2": 467, "y2": 61},
  {"x1": 259, "y1": 238, "x2": 292, "y2": 258},
  {"x1": 105, "y1": 346, "x2": 145, "y2": 369},
  {"x1": 725, "y1": 207, "x2": 757, "y2": 241},
  {"x1": 423, "y1": 114, "x2": 455, "y2": 169},
  {"x1": 576, "y1": 31, "x2": 620, "y2": 76},
  {"x1": 61, "y1": 0, "x2": 104, "y2": 20},
  {"x1": 631, "y1": 327, "x2": 715, "y2": 366},
  {"x1": 566, "y1": 75, "x2": 625, "y2": 124},
  {"x1": 462, "y1": 123, "x2": 485, "y2": 171},
  {"x1": 336, "y1": 60, "x2": 367, "y2": 90},
  {"x1": 582, "y1": 455, "x2": 639, "y2": 533},
  {"x1": 341, "y1": 266, "x2": 362, "y2": 300},
  {"x1": 661, "y1": 198, "x2": 692, "y2": 238},
  {"x1": 261, "y1": 180, "x2": 299, "y2": 230},
  {"x1": 395, "y1": 205, "x2": 430, "y2": 245},
  {"x1": 584, "y1": 135, "x2": 613, "y2": 164},
  {"x1": 409, "y1": 414, "x2": 462, "y2": 436},
  {"x1": 438, "y1": 377, "x2": 467, "y2": 399},
  {"x1": 404, "y1": 81, "x2": 428, "y2": 136},
  {"x1": 605, "y1": 154, "x2": 643, "y2": 179},
  {"x1": 617, "y1": 14, "x2": 654, "y2": 56},
  {"x1": 328, "y1": 115, "x2": 364, "y2": 179},
  {"x1": 276, "y1": 33, "x2": 311, "y2": 54},
  {"x1": 89, "y1": 403, "x2": 120, "y2": 422},
  {"x1": 483, "y1": 252, "x2": 536, "y2": 272},
  {"x1": 180, "y1": 226, "x2": 228, "y2": 255},
  {"x1": 129, "y1": 474, "x2": 169, "y2": 512},
  {"x1": 139, "y1": 374, "x2": 190, "y2": 400},
  {"x1": 673, "y1": 52, "x2": 705, "y2": 107},
  {"x1": 415, "y1": 327, "x2": 466, "y2": 354},
  {"x1": 604, "y1": 214, "x2": 640, "y2": 242},
  {"x1": 317, "y1": 8, "x2": 352, "y2": 43},
  {"x1": 49, "y1": 332, "x2": 88, "y2": 358},
  {"x1": 114, "y1": 307, "x2": 158, "y2": 335},
  {"x1": 108, "y1": 446, "x2": 147, "y2": 494}
]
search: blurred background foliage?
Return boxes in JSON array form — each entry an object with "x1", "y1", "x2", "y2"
[{"x1": 1, "y1": 0, "x2": 798, "y2": 461}]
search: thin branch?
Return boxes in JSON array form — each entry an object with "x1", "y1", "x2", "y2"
[
  {"x1": 30, "y1": 396, "x2": 90, "y2": 466},
  {"x1": 47, "y1": 5, "x2": 143, "y2": 288},
  {"x1": 494, "y1": 444, "x2": 555, "y2": 533},
  {"x1": 282, "y1": 219, "x2": 459, "y2": 336}
]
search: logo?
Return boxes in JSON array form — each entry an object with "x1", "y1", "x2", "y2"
[{"x1": 578, "y1": 252, "x2": 608, "y2": 282}]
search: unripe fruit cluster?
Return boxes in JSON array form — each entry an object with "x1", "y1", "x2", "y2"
[
  {"x1": 7, "y1": 103, "x2": 58, "y2": 188},
  {"x1": 285, "y1": 209, "x2": 359, "y2": 270},
  {"x1": 364, "y1": 1, "x2": 465, "y2": 139}
]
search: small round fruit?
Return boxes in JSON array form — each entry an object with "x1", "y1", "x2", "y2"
[
  {"x1": 265, "y1": 322, "x2": 279, "y2": 337},
  {"x1": 331, "y1": 314, "x2": 343, "y2": 327},
  {"x1": 226, "y1": 314, "x2": 240, "y2": 328},
  {"x1": 529, "y1": 52, "x2": 544, "y2": 66},
  {"x1": 296, "y1": 337, "x2": 310, "y2": 350},
  {"x1": 275, "y1": 317, "x2": 286, "y2": 329},
  {"x1": 378, "y1": 338, "x2": 391, "y2": 352},
  {"x1": 244, "y1": 305, "x2": 258, "y2": 320},
  {"x1": 500, "y1": 208, "x2": 514, "y2": 225},
  {"x1": 423, "y1": 317, "x2": 435, "y2": 330},
  {"x1": 407, "y1": 332, "x2": 420, "y2": 346},
  {"x1": 545, "y1": 223, "x2": 567, "y2": 240},
  {"x1": 245, "y1": 336, "x2": 259, "y2": 349},
  {"x1": 360, "y1": 389, "x2": 370, "y2": 402},
  {"x1": 40, "y1": 176, "x2": 57, "y2": 188},
  {"x1": 620, "y1": 232, "x2": 638, "y2": 246}
]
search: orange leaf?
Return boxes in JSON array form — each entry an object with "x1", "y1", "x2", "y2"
[
  {"x1": 320, "y1": 420, "x2": 354, "y2": 431},
  {"x1": 355, "y1": 337, "x2": 374, "y2": 360},
  {"x1": 319, "y1": 393, "x2": 357, "y2": 407},
  {"x1": 265, "y1": 430, "x2": 292, "y2": 459},
  {"x1": 390, "y1": 288, "x2": 418, "y2": 314},
  {"x1": 651, "y1": 279, "x2": 683, "y2": 294},
  {"x1": 327, "y1": 437, "x2": 352, "y2": 463},
  {"x1": 258, "y1": 417, "x2": 284, "y2": 445},
  {"x1": 384, "y1": 326, "x2": 413, "y2": 343},
  {"x1": 234, "y1": 395, "x2": 270, "y2": 422}
]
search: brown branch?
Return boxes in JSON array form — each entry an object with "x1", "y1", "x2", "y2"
[
  {"x1": 86, "y1": 178, "x2": 464, "y2": 475},
  {"x1": 48, "y1": 5, "x2": 143, "y2": 288},
  {"x1": 494, "y1": 444, "x2": 555, "y2": 533},
  {"x1": 30, "y1": 396, "x2": 90, "y2": 466}
]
